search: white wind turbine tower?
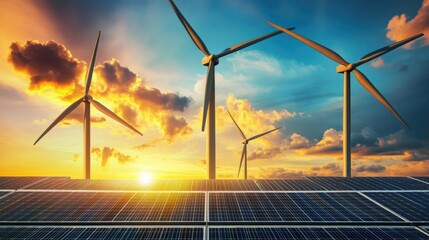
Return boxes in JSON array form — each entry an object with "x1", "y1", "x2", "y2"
[
  {"x1": 168, "y1": 0, "x2": 294, "y2": 179},
  {"x1": 34, "y1": 31, "x2": 143, "y2": 179},
  {"x1": 228, "y1": 111, "x2": 281, "y2": 179},
  {"x1": 267, "y1": 21, "x2": 424, "y2": 177}
]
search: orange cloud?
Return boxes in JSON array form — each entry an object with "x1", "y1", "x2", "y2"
[
  {"x1": 386, "y1": 0, "x2": 429, "y2": 48},
  {"x1": 8, "y1": 40, "x2": 193, "y2": 142},
  {"x1": 370, "y1": 58, "x2": 384, "y2": 68}
]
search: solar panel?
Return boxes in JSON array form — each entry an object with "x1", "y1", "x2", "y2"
[
  {"x1": 307, "y1": 177, "x2": 429, "y2": 190},
  {"x1": 0, "y1": 192, "x2": 204, "y2": 222},
  {"x1": 364, "y1": 192, "x2": 429, "y2": 222},
  {"x1": 0, "y1": 227, "x2": 204, "y2": 239},
  {"x1": 255, "y1": 179, "x2": 326, "y2": 191},
  {"x1": 209, "y1": 192, "x2": 402, "y2": 222},
  {"x1": 0, "y1": 177, "x2": 58, "y2": 190},
  {"x1": 113, "y1": 192, "x2": 205, "y2": 222},
  {"x1": 0, "y1": 191, "x2": 11, "y2": 198},
  {"x1": 208, "y1": 227, "x2": 429, "y2": 239}
]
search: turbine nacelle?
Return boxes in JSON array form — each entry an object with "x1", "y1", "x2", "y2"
[
  {"x1": 336, "y1": 63, "x2": 355, "y2": 73},
  {"x1": 202, "y1": 54, "x2": 219, "y2": 66},
  {"x1": 242, "y1": 140, "x2": 249, "y2": 145}
]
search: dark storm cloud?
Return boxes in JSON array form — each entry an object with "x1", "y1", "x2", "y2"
[
  {"x1": 91, "y1": 146, "x2": 133, "y2": 167},
  {"x1": 8, "y1": 40, "x2": 84, "y2": 90}
]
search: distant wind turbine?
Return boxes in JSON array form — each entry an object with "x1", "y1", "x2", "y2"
[
  {"x1": 228, "y1": 110, "x2": 281, "y2": 179},
  {"x1": 168, "y1": 0, "x2": 294, "y2": 179},
  {"x1": 266, "y1": 21, "x2": 423, "y2": 177},
  {"x1": 34, "y1": 31, "x2": 143, "y2": 179}
]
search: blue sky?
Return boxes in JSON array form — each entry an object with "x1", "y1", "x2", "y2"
[{"x1": 0, "y1": 0, "x2": 428, "y2": 178}]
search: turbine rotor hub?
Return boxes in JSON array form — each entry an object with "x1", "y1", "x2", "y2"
[
  {"x1": 242, "y1": 140, "x2": 249, "y2": 144},
  {"x1": 336, "y1": 63, "x2": 354, "y2": 73},
  {"x1": 202, "y1": 54, "x2": 219, "y2": 66},
  {"x1": 83, "y1": 95, "x2": 93, "y2": 102}
]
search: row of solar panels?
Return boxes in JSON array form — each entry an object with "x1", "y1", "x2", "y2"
[
  {"x1": 0, "y1": 226, "x2": 428, "y2": 239},
  {"x1": 1, "y1": 177, "x2": 428, "y2": 191},
  {"x1": 1, "y1": 191, "x2": 428, "y2": 223}
]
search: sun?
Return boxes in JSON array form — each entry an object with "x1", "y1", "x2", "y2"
[{"x1": 138, "y1": 172, "x2": 153, "y2": 185}]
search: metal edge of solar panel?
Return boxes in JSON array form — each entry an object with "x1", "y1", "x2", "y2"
[
  {"x1": 0, "y1": 191, "x2": 205, "y2": 222},
  {"x1": 414, "y1": 177, "x2": 429, "y2": 184},
  {"x1": 362, "y1": 192, "x2": 429, "y2": 222},
  {"x1": 0, "y1": 226, "x2": 204, "y2": 239},
  {"x1": 208, "y1": 192, "x2": 403, "y2": 222},
  {"x1": 207, "y1": 226, "x2": 429, "y2": 239}
]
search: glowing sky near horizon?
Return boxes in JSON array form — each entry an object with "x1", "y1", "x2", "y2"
[{"x1": 0, "y1": 0, "x2": 429, "y2": 179}]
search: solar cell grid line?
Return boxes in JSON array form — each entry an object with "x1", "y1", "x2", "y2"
[
  {"x1": 0, "y1": 227, "x2": 205, "y2": 240},
  {"x1": 208, "y1": 227, "x2": 429, "y2": 240},
  {"x1": 113, "y1": 192, "x2": 205, "y2": 222},
  {"x1": 0, "y1": 191, "x2": 135, "y2": 222},
  {"x1": 0, "y1": 177, "x2": 52, "y2": 190},
  {"x1": 363, "y1": 192, "x2": 429, "y2": 222}
]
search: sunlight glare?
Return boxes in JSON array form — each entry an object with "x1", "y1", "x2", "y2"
[{"x1": 138, "y1": 171, "x2": 153, "y2": 185}]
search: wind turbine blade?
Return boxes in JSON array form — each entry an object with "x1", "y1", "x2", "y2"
[
  {"x1": 34, "y1": 97, "x2": 83, "y2": 145},
  {"x1": 227, "y1": 110, "x2": 246, "y2": 140},
  {"x1": 84, "y1": 31, "x2": 101, "y2": 96},
  {"x1": 237, "y1": 144, "x2": 246, "y2": 178},
  {"x1": 216, "y1": 29, "x2": 294, "y2": 59},
  {"x1": 266, "y1": 21, "x2": 348, "y2": 66},
  {"x1": 168, "y1": 0, "x2": 210, "y2": 56},
  {"x1": 89, "y1": 98, "x2": 143, "y2": 135},
  {"x1": 201, "y1": 61, "x2": 215, "y2": 131},
  {"x1": 248, "y1": 127, "x2": 281, "y2": 141},
  {"x1": 356, "y1": 33, "x2": 424, "y2": 67},
  {"x1": 352, "y1": 69, "x2": 410, "y2": 129}
]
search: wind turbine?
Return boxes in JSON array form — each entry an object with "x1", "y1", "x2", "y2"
[
  {"x1": 266, "y1": 21, "x2": 424, "y2": 177},
  {"x1": 34, "y1": 31, "x2": 143, "y2": 179},
  {"x1": 168, "y1": 0, "x2": 294, "y2": 179},
  {"x1": 228, "y1": 111, "x2": 281, "y2": 179}
]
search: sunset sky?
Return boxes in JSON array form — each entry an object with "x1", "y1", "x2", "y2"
[{"x1": 1, "y1": 0, "x2": 428, "y2": 179}]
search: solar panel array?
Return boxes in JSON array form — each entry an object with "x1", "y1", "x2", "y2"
[{"x1": 0, "y1": 176, "x2": 428, "y2": 239}]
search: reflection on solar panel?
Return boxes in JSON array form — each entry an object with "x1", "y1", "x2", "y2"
[
  {"x1": 209, "y1": 227, "x2": 429, "y2": 239},
  {"x1": 0, "y1": 192, "x2": 11, "y2": 198},
  {"x1": 113, "y1": 192, "x2": 205, "y2": 222},
  {"x1": 0, "y1": 192, "x2": 204, "y2": 222},
  {"x1": 209, "y1": 192, "x2": 401, "y2": 222},
  {"x1": 0, "y1": 177, "x2": 59, "y2": 190},
  {"x1": 24, "y1": 179, "x2": 260, "y2": 191},
  {"x1": 364, "y1": 192, "x2": 429, "y2": 222},
  {"x1": 0, "y1": 227, "x2": 204, "y2": 239},
  {"x1": 256, "y1": 179, "x2": 326, "y2": 191},
  {"x1": 307, "y1": 177, "x2": 429, "y2": 190}
]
